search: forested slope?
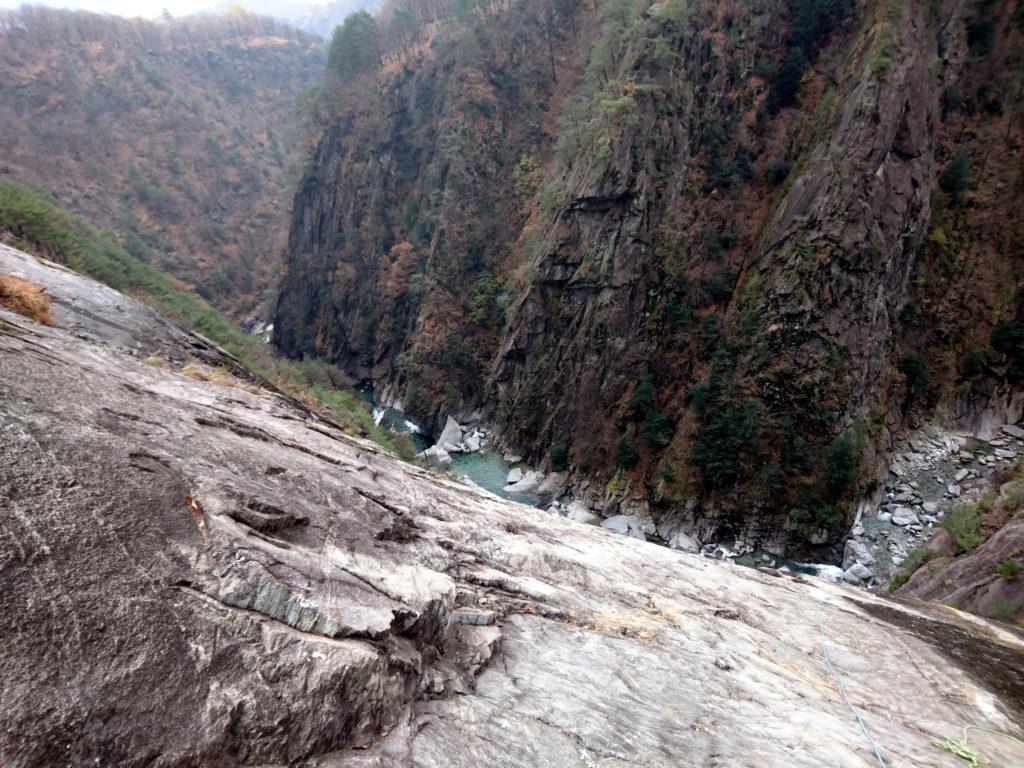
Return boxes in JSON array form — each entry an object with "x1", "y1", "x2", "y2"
[{"x1": 0, "y1": 6, "x2": 323, "y2": 319}]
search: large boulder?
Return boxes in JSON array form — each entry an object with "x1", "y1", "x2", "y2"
[
  {"x1": 842, "y1": 539, "x2": 876, "y2": 570},
  {"x1": 842, "y1": 563, "x2": 875, "y2": 584},
  {"x1": 505, "y1": 467, "x2": 524, "y2": 485},
  {"x1": 668, "y1": 532, "x2": 701, "y2": 553},
  {"x1": 601, "y1": 515, "x2": 646, "y2": 540},
  {"x1": 419, "y1": 444, "x2": 453, "y2": 467},
  {"x1": 564, "y1": 502, "x2": 598, "y2": 525},
  {"x1": 891, "y1": 507, "x2": 920, "y2": 526},
  {"x1": 438, "y1": 416, "x2": 464, "y2": 452},
  {"x1": 505, "y1": 470, "x2": 544, "y2": 495},
  {"x1": 535, "y1": 471, "x2": 569, "y2": 504}
]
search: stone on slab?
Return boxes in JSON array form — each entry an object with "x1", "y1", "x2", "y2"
[
  {"x1": 668, "y1": 532, "x2": 700, "y2": 553},
  {"x1": 841, "y1": 563, "x2": 874, "y2": 583},
  {"x1": 565, "y1": 502, "x2": 598, "y2": 525},
  {"x1": 842, "y1": 539, "x2": 876, "y2": 569},
  {"x1": 601, "y1": 514, "x2": 646, "y2": 540},
  {"x1": 505, "y1": 470, "x2": 544, "y2": 495}
]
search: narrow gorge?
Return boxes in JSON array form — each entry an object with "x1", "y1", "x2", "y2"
[{"x1": 275, "y1": 0, "x2": 1024, "y2": 564}]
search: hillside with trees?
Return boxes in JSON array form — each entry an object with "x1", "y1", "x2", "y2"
[{"x1": 0, "y1": 6, "x2": 323, "y2": 319}]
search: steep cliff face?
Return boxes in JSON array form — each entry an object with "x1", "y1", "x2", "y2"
[
  {"x1": 277, "y1": 0, "x2": 1024, "y2": 553},
  {"x1": 275, "y1": 0, "x2": 590, "y2": 423},
  {"x1": 5, "y1": 242, "x2": 1024, "y2": 765},
  {"x1": 0, "y1": 7, "x2": 323, "y2": 318}
]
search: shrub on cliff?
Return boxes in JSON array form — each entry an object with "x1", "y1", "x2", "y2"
[
  {"x1": 898, "y1": 352, "x2": 932, "y2": 403},
  {"x1": 628, "y1": 374, "x2": 655, "y2": 417},
  {"x1": 824, "y1": 430, "x2": 859, "y2": 501},
  {"x1": 888, "y1": 546, "x2": 934, "y2": 592},
  {"x1": 996, "y1": 558, "x2": 1021, "y2": 581},
  {"x1": 550, "y1": 442, "x2": 569, "y2": 471},
  {"x1": 616, "y1": 439, "x2": 640, "y2": 469},
  {"x1": 939, "y1": 148, "x2": 972, "y2": 199},
  {"x1": 643, "y1": 411, "x2": 674, "y2": 448},
  {"x1": 991, "y1": 314, "x2": 1024, "y2": 382},
  {"x1": 942, "y1": 502, "x2": 986, "y2": 556}
]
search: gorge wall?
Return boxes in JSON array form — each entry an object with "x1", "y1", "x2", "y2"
[{"x1": 275, "y1": 0, "x2": 1024, "y2": 554}]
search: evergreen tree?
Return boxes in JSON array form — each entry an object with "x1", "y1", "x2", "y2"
[
  {"x1": 328, "y1": 12, "x2": 382, "y2": 79},
  {"x1": 939, "y1": 148, "x2": 971, "y2": 199}
]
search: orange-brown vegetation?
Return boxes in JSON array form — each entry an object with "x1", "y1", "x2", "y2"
[{"x1": 0, "y1": 273, "x2": 54, "y2": 324}]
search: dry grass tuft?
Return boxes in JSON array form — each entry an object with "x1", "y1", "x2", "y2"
[
  {"x1": 142, "y1": 355, "x2": 172, "y2": 369},
  {"x1": 181, "y1": 362, "x2": 263, "y2": 394},
  {"x1": 0, "y1": 273, "x2": 54, "y2": 324}
]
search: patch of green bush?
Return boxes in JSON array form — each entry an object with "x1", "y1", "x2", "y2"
[
  {"x1": 825, "y1": 430, "x2": 859, "y2": 501},
  {"x1": 628, "y1": 373, "x2": 655, "y2": 417},
  {"x1": 549, "y1": 442, "x2": 569, "y2": 471},
  {"x1": 941, "y1": 502, "x2": 986, "y2": 555},
  {"x1": 643, "y1": 411, "x2": 674, "y2": 448},
  {"x1": 939, "y1": 148, "x2": 972, "y2": 198},
  {"x1": 888, "y1": 546, "x2": 934, "y2": 592},
  {"x1": 991, "y1": 600, "x2": 1018, "y2": 621},
  {"x1": 898, "y1": 352, "x2": 932, "y2": 402},
  {"x1": 996, "y1": 557, "x2": 1021, "y2": 580},
  {"x1": 991, "y1": 314, "x2": 1024, "y2": 382},
  {"x1": 766, "y1": 0, "x2": 853, "y2": 112},
  {"x1": 765, "y1": 159, "x2": 792, "y2": 185},
  {"x1": 616, "y1": 438, "x2": 640, "y2": 469},
  {"x1": 960, "y1": 348, "x2": 986, "y2": 379},
  {"x1": 966, "y1": 14, "x2": 996, "y2": 58}
]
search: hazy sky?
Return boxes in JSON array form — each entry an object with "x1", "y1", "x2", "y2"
[{"x1": 0, "y1": 0, "x2": 286, "y2": 20}]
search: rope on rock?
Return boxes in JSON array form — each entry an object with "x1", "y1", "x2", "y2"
[
  {"x1": 933, "y1": 725, "x2": 1024, "y2": 766},
  {"x1": 816, "y1": 603, "x2": 889, "y2": 768}
]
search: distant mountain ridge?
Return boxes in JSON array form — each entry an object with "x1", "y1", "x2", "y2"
[{"x1": 206, "y1": 0, "x2": 383, "y2": 38}]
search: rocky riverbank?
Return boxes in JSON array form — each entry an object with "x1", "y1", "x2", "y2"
[
  {"x1": 843, "y1": 425, "x2": 1024, "y2": 585},
  {"x1": 424, "y1": 413, "x2": 1024, "y2": 593}
]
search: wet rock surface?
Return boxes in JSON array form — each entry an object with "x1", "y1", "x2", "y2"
[{"x1": 3, "y1": 246, "x2": 1024, "y2": 766}]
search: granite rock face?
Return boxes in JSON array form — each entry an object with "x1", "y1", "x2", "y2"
[{"x1": 3, "y1": 244, "x2": 1024, "y2": 766}]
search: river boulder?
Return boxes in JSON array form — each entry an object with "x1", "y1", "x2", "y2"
[{"x1": 438, "y1": 416, "x2": 464, "y2": 452}]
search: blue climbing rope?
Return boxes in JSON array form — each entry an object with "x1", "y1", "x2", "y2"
[{"x1": 817, "y1": 603, "x2": 889, "y2": 768}]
